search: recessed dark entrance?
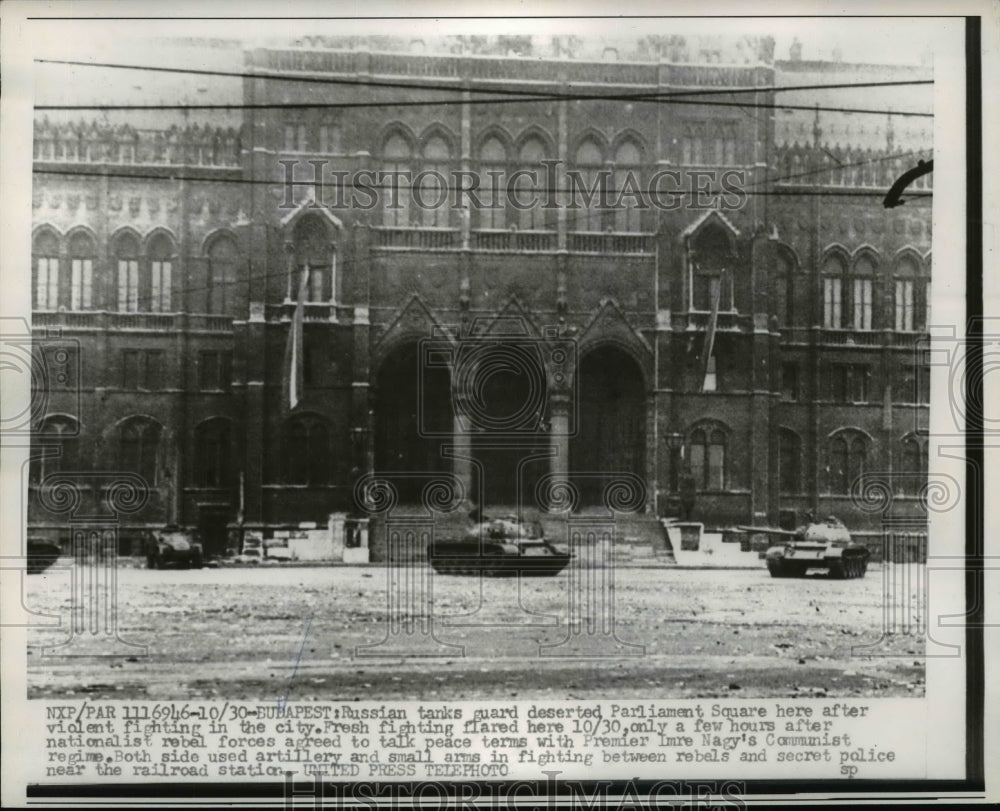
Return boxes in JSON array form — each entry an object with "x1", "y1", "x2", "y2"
[
  {"x1": 467, "y1": 351, "x2": 548, "y2": 507},
  {"x1": 570, "y1": 346, "x2": 646, "y2": 506},
  {"x1": 197, "y1": 504, "x2": 231, "y2": 557},
  {"x1": 374, "y1": 343, "x2": 452, "y2": 502}
]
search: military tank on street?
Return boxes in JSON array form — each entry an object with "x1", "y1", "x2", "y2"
[
  {"x1": 145, "y1": 527, "x2": 203, "y2": 569},
  {"x1": 738, "y1": 515, "x2": 870, "y2": 579},
  {"x1": 428, "y1": 515, "x2": 573, "y2": 577}
]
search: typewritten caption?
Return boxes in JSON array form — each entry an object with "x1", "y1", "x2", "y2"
[{"x1": 35, "y1": 699, "x2": 920, "y2": 782}]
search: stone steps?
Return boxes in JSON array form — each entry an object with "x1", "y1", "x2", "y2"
[{"x1": 370, "y1": 507, "x2": 676, "y2": 563}]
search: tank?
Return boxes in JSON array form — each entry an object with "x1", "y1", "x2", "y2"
[
  {"x1": 428, "y1": 515, "x2": 573, "y2": 577},
  {"x1": 738, "y1": 516, "x2": 870, "y2": 579},
  {"x1": 145, "y1": 528, "x2": 203, "y2": 569}
]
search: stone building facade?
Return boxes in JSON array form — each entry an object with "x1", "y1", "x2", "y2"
[{"x1": 28, "y1": 39, "x2": 932, "y2": 557}]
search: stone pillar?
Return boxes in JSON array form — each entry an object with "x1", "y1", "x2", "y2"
[
  {"x1": 549, "y1": 391, "x2": 571, "y2": 480},
  {"x1": 451, "y1": 410, "x2": 473, "y2": 507}
]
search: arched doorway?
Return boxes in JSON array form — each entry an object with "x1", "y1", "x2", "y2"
[
  {"x1": 461, "y1": 342, "x2": 550, "y2": 508},
  {"x1": 374, "y1": 342, "x2": 452, "y2": 502},
  {"x1": 570, "y1": 346, "x2": 646, "y2": 506}
]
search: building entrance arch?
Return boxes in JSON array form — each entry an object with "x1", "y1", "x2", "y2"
[{"x1": 570, "y1": 346, "x2": 646, "y2": 506}]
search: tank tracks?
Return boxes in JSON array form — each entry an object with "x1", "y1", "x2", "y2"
[{"x1": 767, "y1": 555, "x2": 868, "y2": 579}]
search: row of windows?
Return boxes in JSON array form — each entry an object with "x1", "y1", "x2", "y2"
[
  {"x1": 33, "y1": 415, "x2": 929, "y2": 496},
  {"x1": 32, "y1": 230, "x2": 241, "y2": 315},
  {"x1": 774, "y1": 250, "x2": 931, "y2": 331},
  {"x1": 43, "y1": 343, "x2": 932, "y2": 403},
  {"x1": 31, "y1": 415, "x2": 327, "y2": 488},
  {"x1": 284, "y1": 120, "x2": 745, "y2": 170},
  {"x1": 819, "y1": 275, "x2": 930, "y2": 332},
  {"x1": 32, "y1": 219, "x2": 931, "y2": 322},
  {"x1": 117, "y1": 350, "x2": 231, "y2": 391},
  {"x1": 31, "y1": 414, "x2": 340, "y2": 488},
  {"x1": 378, "y1": 131, "x2": 648, "y2": 232},
  {"x1": 777, "y1": 430, "x2": 928, "y2": 495},
  {"x1": 27, "y1": 346, "x2": 232, "y2": 393},
  {"x1": 780, "y1": 362, "x2": 930, "y2": 404},
  {"x1": 677, "y1": 427, "x2": 928, "y2": 495}
]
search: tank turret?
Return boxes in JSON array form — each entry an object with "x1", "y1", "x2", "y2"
[
  {"x1": 738, "y1": 516, "x2": 869, "y2": 578},
  {"x1": 428, "y1": 514, "x2": 573, "y2": 577}
]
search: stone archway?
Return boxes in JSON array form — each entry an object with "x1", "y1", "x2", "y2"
[
  {"x1": 373, "y1": 342, "x2": 452, "y2": 503},
  {"x1": 570, "y1": 346, "x2": 646, "y2": 506}
]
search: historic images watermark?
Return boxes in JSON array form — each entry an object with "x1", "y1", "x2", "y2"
[
  {"x1": 283, "y1": 770, "x2": 748, "y2": 810},
  {"x1": 279, "y1": 160, "x2": 750, "y2": 213}
]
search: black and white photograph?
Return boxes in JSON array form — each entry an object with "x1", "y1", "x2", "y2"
[{"x1": 0, "y1": 3, "x2": 992, "y2": 808}]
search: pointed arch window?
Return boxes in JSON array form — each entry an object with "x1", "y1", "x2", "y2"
[
  {"x1": 851, "y1": 254, "x2": 876, "y2": 330},
  {"x1": 381, "y1": 133, "x2": 412, "y2": 228},
  {"x1": 34, "y1": 231, "x2": 61, "y2": 310},
  {"x1": 284, "y1": 119, "x2": 307, "y2": 152},
  {"x1": 291, "y1": 217, "x2": 334, "y2": 303},
  {"x1": 284, "y1": 415, "x2": 331, "y2": 485},
  {"x1": 68, "y1": 232, "x2": 95, "y2": 310},
  {"x1": 689, "y1": 225, "x2": 735, "y2": 311},
  {"x1": 478, "y1": 136, "x2": 507, "y2": 230},
  {"x1": 195, "y1": 419, "x2": 233, "y2": 487},
  {"x1": 148, "y1": 233, "x2": 174, "y2": 313},
  {"x1": 574, "y1": 138, "x2": 605, "y2": 232},
  {"x1": 898, "y1": 434, "x2": 926, "y2": 495},
  {"x1": 689, "y1": 424, "x2": 726, "y2": 491},
  {"x1": 118, "y1": 418, "x2": 162, "y2": 485},
  {"x1": 517, "y1": 136, "x2": 550, "y2": 231},
  {"x1": 681, "y1": 124, "x2": 704, "y2": 165},
  {"x1": 774, "y1": 249, "x2": 795, "y2": 326},
  {"x1": 894, "y1": 254, "x2": 928, "y2": 332},
  {"x1": 828, "y1": 430, "x2": 869, "y2": 493},
  {"x1": 822, "y1": 254, "x2": 847, "y2": 329},
  {"x1": 778, "y1": 428, "x2": 801, "y2": 494},
  {"x1": 115, "y1": 233, "x2": 141, "y2": 312},
  {"x1": 418, "y1": 135, "x2": 451, "y2": 229},
  {"x1": 614, "y1": 139, "x2": 643, "y2": 232},
  {"x1": 720, "y1": 122, "x2": 738, "y2": 165},
  {"x1": 207, "y1": 235, "x2": 240, "y2": 316},
  {"x1": 318, "y1": 119, "x2": 341, "y2": 153},
  {"x1": 31, "y1": 416, "x2": 81, "y2": 482}
]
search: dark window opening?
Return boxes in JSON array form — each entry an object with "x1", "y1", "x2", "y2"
[
  {"x1": 778, "y1": 429, "x2": 801, "y2": 494},
  {"x1": 284, "y1": 415, "x2": 331, "y2": 485},
  {"x1": 781, "y1": 362, "x2": 800, "y2": 401}
]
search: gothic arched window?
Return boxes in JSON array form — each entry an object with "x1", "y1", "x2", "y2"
[
  {"x1": 478, "y1": 136, "x2": 507, "y2": 230},
  {"x1": 778, "y1": 428, "x2": 801, "y2": 494},
  {"x1": 114, "y1": 232, "x2": 141, "y2": 312},
  {"x1": 194, "y1": 418, "x2": 233, "y2": 487},
  {"x1": 613, "y1": 139, "x2": 643, "y2": 232},
  {"x1": 689, "y1": 424, "x2": 726, "y2": 490},
  {"x1": 574, "y1": 137, "x2": 605, "y2": 232},
  {"x1": 68, "y1": 232, "x2": 96, "y2": 310},
  {"x1": 34, "y1": 231, "x2": 61, "y2": 310},
  {"x1": 517, "y1": 136, "x2": 550, "y2": 231},
  {"x1": 828, "y1": 430, "x2": 869, "y2": 493},
  {"x1": 118, "y1": 417, "x2": 162, "y2": 485},
  {"x1": 381, "y1": 133, "x2": 412, "y2": 228},
  {"x1": 291, "y1": 216, "x2": 334, "y2": 303},
  {"x1": 148, "y1": 233, "x2": 174, "y2": 313},
  {"x1": 284, "y1": 415, "x2": 331, "y2": 485},
  {"x1": 207, "y1": 234, "x2": 240, "y2": 316}
]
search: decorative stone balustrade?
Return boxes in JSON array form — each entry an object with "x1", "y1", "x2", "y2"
[{"x1": 33, "y1": 119, "x2": 243, "y2": 168}]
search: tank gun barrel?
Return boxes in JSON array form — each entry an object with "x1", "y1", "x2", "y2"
[{"x1": 737, "y1": 525, "x2": 799, "y2": 537}]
